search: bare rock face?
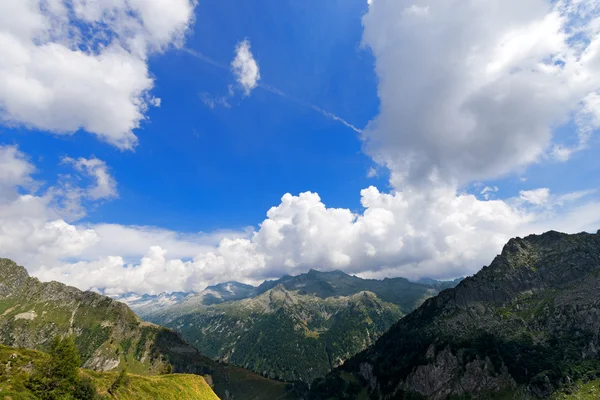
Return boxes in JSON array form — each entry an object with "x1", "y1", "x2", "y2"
[
  {"x1": 401, "y1": 347, "x2": 517, "y2": 399},
  {"x1": 311, "y1": 230, "x2": 600, "y2": 399}
]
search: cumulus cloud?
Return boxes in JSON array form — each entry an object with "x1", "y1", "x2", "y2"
[
  {"x1": 29, "y1": 184, "x2": 600, "y2": 295},
  {"x1": 361, "y1": 0, "x2": 600, "y2": 188},
  {"x1": 520, "y1": 188, "x2": 551, "y2": 205},
  {"x1": 0, "y1": 145, "x2": 35, "y2": 201},
  {"x1": 0, "y1": 0, "x2": 197, "y2": 148},
  {"x1": 62, "y1": 157, "x2": 117, "y2": 200},
  {"x1": 231, "y1": 39, "x2": 261, "y2": 96},
  {"x1": 2, "y1": 145, "x2": 598, "y2": 295}
]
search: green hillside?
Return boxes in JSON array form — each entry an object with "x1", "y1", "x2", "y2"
[
  {"x1": 553, "y1": 379, "x2": 600, "y2": 400},
  {"x1": 0, "y1": 258, "x2": 298, "y2": 400},
  {"x1": 0, "y1": 344, "x2": 218, "y2": 400}
]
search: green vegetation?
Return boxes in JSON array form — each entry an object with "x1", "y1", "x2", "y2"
[
  {"x1": 160, "y1": 289, "x2": 403, "y2": 383},
  {"x1": 108, "y1": 368, "x2": 129, "y2": 395},
  {"x1": 0, "y1": 343, "x2": 218, "y2": 400},
  {"x1": 85, "y1": 371, "x2": 219, "y2": 400},
  {"x1": 26, "y1": 335, "x2": 101, "y2": 399},
  {"x1": 553, "y1": 379, "x2": 600, "y2": 400}
]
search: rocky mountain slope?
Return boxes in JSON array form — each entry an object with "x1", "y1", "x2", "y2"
[
  {"x1": 135, "y1": 269, "x2": 459, "y2": 383},
  {"x1": 310, "y1": 230, "x2": 600, "y2": 399},
  {"x1": 0, "y1": 258, "x2": 298, "y2": 400}
]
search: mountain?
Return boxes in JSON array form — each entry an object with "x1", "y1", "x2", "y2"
[
  {"x1": 117, "y1": 281, "x2": 257, "y2": 319},
  {"x1": 310, "y1": 230, "x2": 600, "y2": 399},
  {"x1": 416, "y1": 277, "x2": 465, "y2": 291},
  {"x1": 254, "y1": 269, "x2": 445, "y2": 313},
  {"x1": 0, "y1": 258, "x2": 299, "y2": 400},
  {"x1": 0, "y1": 344, "x2": 219, "y2": 399},
  {"x1": 135, "y1": 269, "x2": 460, "y2": 383}
]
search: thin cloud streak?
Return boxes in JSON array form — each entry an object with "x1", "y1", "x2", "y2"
[
  {"x1": 181, "y1": 48, "x2": 228, "y2": 69},
  {"x1": 183, "y1": 48, "x2": 363, "y2": 134},
  {"x1": 261, "y1": 84, "x2": 363, "y2": 134}
]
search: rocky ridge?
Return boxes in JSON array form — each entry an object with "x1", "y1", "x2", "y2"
[{"x1": 310, "y1": 230, "x2": 600, "y2": 399}]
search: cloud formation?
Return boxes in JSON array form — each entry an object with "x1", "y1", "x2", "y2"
[
  {"x1": 2, "y1": 1, "x2": 600, "y2": 296},
  {"x1": 362, "y1": 0, "x2": 600, "y2": 188},
  {"x1": 3, "y1": 145, "x2": 600, "y2": 295},
  {"x1": 62, "y1": 157, "x2": 118, "y2": 200},
  {"x1": 0, "y1": 0, "x2": 197, "y2": 149},
  {"x1": 231, "y1": 39, "x2": 261, "y2": 96}
]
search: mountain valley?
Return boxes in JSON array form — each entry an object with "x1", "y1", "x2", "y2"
[{"x1": 125, "y1": 270, "x2": 460, "y2": 383}]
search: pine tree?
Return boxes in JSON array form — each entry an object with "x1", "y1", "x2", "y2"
[{"x1": 27, "y1": 335, "x2": 100, "y2": 399}]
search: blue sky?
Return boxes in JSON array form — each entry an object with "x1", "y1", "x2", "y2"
[
  {"x1": 2, "y1": 0, "x2": 383, "y2": 231},
  {"x1": 1, "y1": 0, "x2": 600, "y2": 294}
]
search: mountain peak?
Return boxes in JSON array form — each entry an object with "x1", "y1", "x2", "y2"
[
  {"x1": 0, "y1": 258, "x2": 30, "y2": 297},
  {"x1": 206, "y1": 281, "x2": 254, "y2": 290}
]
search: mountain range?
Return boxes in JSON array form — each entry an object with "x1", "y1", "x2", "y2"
[{"x1": 123, "y1": 270, "x2": 461, "y2": 383}]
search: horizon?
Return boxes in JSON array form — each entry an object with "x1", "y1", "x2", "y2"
[{"x1": 1, "y1": 0, "x2": 600, "y2": 296}]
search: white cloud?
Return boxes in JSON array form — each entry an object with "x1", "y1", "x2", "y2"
[
  {"x1": 231, "y1": 39, "x2": 261, "y2": 96},
  {"x1": 0, "y1": 0, "x2": 197, "y2": 148},
  {"x1": 3, "y1": 145, "x2": 599, "y2": 295},
  {"x1": 520, "y1": 188, "x2": 551, "y2": 205},
  {"x1": 480, "y1": 186, "x2": 499, "y2": 200},
  {"x1": 62, "y1": 157, "x2": 117, "y2": 200},
  {"x1": 361, "y1": 0, "x2": 600, "y2": 188},
  {"x1": 29, "y1": 184, "x2": 600, "y2": 295},
  {"x1": 0, "y1": 145, "x2": 35, "y2": 201},
  {"x1": 199, "y1": 92, "x2": 231, "y2": 109}
]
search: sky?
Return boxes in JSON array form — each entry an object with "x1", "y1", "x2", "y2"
[{"x1": 1, "y1": 0, "x2": 600, "y2": 295}]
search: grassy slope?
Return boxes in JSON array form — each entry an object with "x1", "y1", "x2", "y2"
[
  {"x1": 84, "y1": 370, "x2": 219, "y2": 400},
  {"x1": 0, "y1": 345, "x2": 219, "y2": 400},
  {"x1": 553, "y1": 379, "x2": 600, "y2": 400}
]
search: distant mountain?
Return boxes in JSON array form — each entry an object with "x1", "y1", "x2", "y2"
[
  {"x1": 254, "y1": 269, "x2": 446, "y2": 313},
  {"x1": 0, "y1": 258, "x2": 299, "y2": 400},
  {"x1": 310, "y1": 231, "x2": 600, "y2": 399},
  {"x1": 134, "y1": 269, "x2": 460, "y2": 383},
  {"x1": 117, "y1": 280, "x2": 258, "y2": 319},
  {"x1": 416, "y1": 277, "x2": 464, "y2": 291}
]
